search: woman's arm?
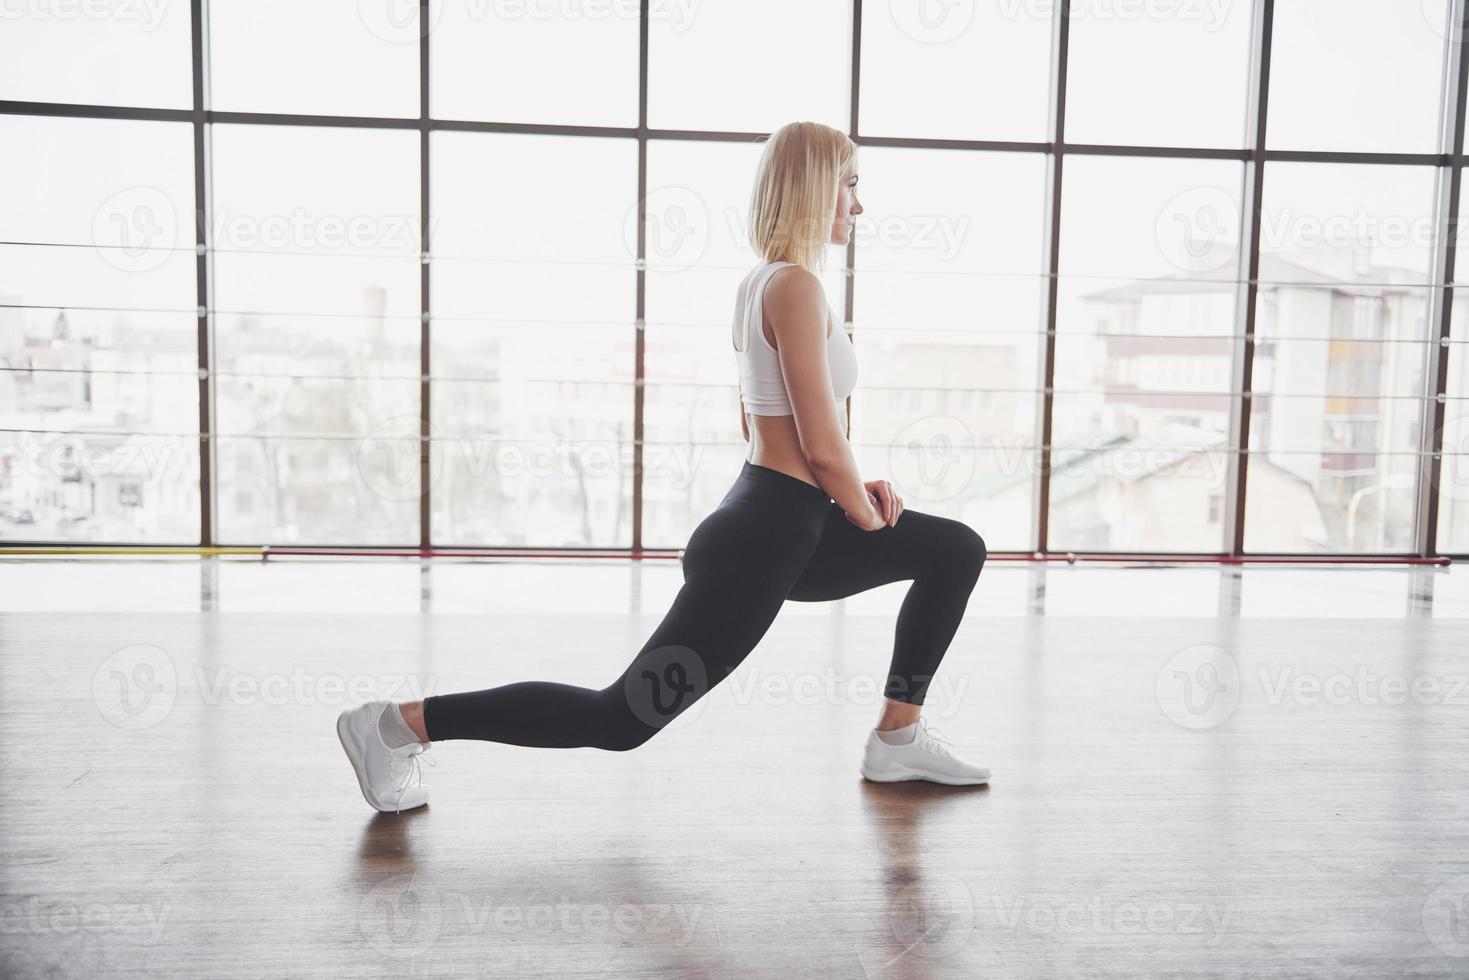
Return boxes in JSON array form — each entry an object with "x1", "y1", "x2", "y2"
[
  {"x1": 740, "y1": 396, "x2": 750, "y2": 443},
  {"x1": 765, "y1": 268, "x2": 879, "y2": 525}
]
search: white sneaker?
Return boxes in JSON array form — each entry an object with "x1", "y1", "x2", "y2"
[
  {"x1": 336, "y1": 701, "x2": 435, "y2": 813},
  {"x1": 860, "y1": 717, "x2": 990, "y2": 786}
]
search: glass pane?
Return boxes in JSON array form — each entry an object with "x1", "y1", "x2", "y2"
[
  {"x1": 430, "y1": 132, "x2": 638, "y2": 546},
  {"x1": 430, "y1": 0, "x2": 638, "y2": 126},
  {"x1": 647, "y1": 0, "x2": 848, "y2": 132},
  {"x1": 430, "y1": 131, "x2": 638, "y2": 321},
  {"x1": 211, "y1": 125, "x2": 421, "y2": 315},
  {"x1": 0, "y1": 115, "x2": 195, "y2": 250},
  {"x1": 210, "y1": 125, "x2": 420, "y2": 543},
  {"x1": 1065, "y1": 0, "x2": 1255, "y2": 148},
  {"x1": 430, "y1": 439, "x2": 631, "y2": 547},
  {"x1": 1244, "y1": 162, "x2": 1439, "y2": 553},
  {"x1": 1454, "y1": 178, "x2": 1469, "y2": 287},
  {"x1": 0, "y1": 1, "x2": 192, "y2": 108},
  {"x1": 0, "y1": 115, "x2": 199, "y2": 543},
  {"x1": 208, "y1": 0, "x2": 419, "y2": 117},
  {"x1": 1244, "y1": 287, "x2": 1430, "y2": 553},
  {"x1": 0, "y1": 432, "x2": 199, "y2": 542},
  {"x1": 215, "y1": 435, "x2": 418, "y2": 544},
  {"x1": 1436, "y1": 290, "x2": 1469, "y2": 553},
  {"x1": 1050, "y1": 155, "x2": 1243, "y2": 551},
  {"x1": 1258, "y1": 163, "x2": 1438, "y2": 286},
  {"x1": 858, "y1": 0, "x2": 1051, "y2": 141},
  {"x1": 852, "y1": 146, "x2": 1050, "y2": 552},
  {"x1": 1267, "y1": 0, "x2": 1451, "y2": 153}
]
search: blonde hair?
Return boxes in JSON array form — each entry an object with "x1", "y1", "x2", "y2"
[{"x1": 746, "y1": 121, "x2": 854, "y2": 277}]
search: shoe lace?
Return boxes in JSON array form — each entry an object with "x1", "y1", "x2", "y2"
[
  {"x1": 918, "y1": 720, "x2": 958, "y2": 760},
  {"x1": 387, "y1": 746, "x2": 436, "y2": 815}
]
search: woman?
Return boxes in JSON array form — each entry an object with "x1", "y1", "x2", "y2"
[{"x1": 337, "y1": 121, "x2": 990, "y2": 814}]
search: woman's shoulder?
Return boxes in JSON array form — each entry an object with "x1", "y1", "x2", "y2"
[
  {"x1": 762, "y1": 262, "x2": 823, "y2": 305},
  {"x1": 761, "y1": 264, "x2": 831, "y2": 340}
]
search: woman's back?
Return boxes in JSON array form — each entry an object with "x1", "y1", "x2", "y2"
[{"x1": 733, "y1": 260, "x2": 858, "y2": 489}]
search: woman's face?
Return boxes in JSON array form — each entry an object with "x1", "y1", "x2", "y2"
[{"x1": 829, "y1": 159, "x2": 863, "y2": 246}]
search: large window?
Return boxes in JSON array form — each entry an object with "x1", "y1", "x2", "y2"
[
  {"x1": 647, "y1": 0, "x2": 848, "y2": 132},
  {"x1": 0, "y1": 1, "x2": 193, "y2": 108},
  {"x1": 430, "y1": 0, "x2": 639, "y2": 126},
  {"x1": 3, "y1": 0, "x2": 1468, "y2": 556},
  {"x1": 208, "y1": 1, "x2": 420, "y2": 118},
  {"x1": 1437, "y1": 181, "x2": 1469, "y2": 552},
  {"x1": 429, "y1": 132, "x2": 638, "y2": 547},
  {"x1": 211, "y1": 124, "x2": 422, "y2": 544},
  {"x1": 1050, "y1": 155, "x2": 1243, "y2": 553},
  {"x1": 1437, "y1": 286, "x2": 1469, "y2": 552},
  {"x1": 1065, "y1": 0, "x2": 1256, "y2": 148},
  {"x1": 858, "y1": 0, "x2": 1052, "y2": 142},
  {"x1": 0, "y1": 115, "x2": 199, "y2": 542},
  {"x1": 1245, "y1": 162, "x2": 1438, "y2": 553},
  {"x1": 1268, "y1": 0, "x2": 1452, "y2": 154}
]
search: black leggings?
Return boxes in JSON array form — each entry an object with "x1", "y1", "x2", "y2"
[{"x1": 422, "y1": 461, "x2": 987, "y2": 751}]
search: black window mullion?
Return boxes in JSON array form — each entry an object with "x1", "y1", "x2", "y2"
[
  {"x1": 192, "y1": 0, "x2": 214, "y2": 548},
  {"x1": 419, "y1": 0, "x2": 432, "y2": 550},
  {"x1": 1035, "y1": 0, "x2": 1071, "y2": 554},
  {"x1": 1419, "y1": 0, "x2": 1469, "y2": 556},
  {"x1": 1225, "y1": 0, "x2": 1275, "y2": 558}
]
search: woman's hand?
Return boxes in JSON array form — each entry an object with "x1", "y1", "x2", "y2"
[{"x1": 844, "y1": 480, "x2": 903, "y2": 531}]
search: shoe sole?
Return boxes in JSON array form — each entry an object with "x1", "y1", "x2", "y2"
[
  {"x1": 337, "y1": 710, "x2": 422, "y2": 813},
  {"x1": 860, "y1": 762, "x2": 989, "y2": 786}
]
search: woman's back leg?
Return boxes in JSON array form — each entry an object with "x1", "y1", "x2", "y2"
[{"x1": 422, "y1": 502, "x2": 822, "y2": 750}]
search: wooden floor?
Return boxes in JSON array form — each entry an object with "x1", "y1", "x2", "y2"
[{"x1": 1, "y1": 558, "x2": 1466, "y2": 978}]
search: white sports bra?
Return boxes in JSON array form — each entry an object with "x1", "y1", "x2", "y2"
[{"x1": 732, "y1": 260, "x2": 858, "y2": 416}]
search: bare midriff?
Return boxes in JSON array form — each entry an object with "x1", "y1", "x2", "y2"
[{"x1": 745, "y1": 412, "x2": 824, "y2": 490}]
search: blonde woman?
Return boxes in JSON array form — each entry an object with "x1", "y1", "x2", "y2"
[{"x1": 337, "y1": 121, "x2": 990, "y2": 813}]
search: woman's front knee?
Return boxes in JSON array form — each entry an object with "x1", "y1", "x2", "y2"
[
  {"x1": 966, "y1": 526, "x2": 988, "y2": 574},
  {"x1": 929, "y1": 519, "x2": 986, "y2": 579},
  {"x1": 958, "y1": 527, "x2": 987, "y2": 582}
]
